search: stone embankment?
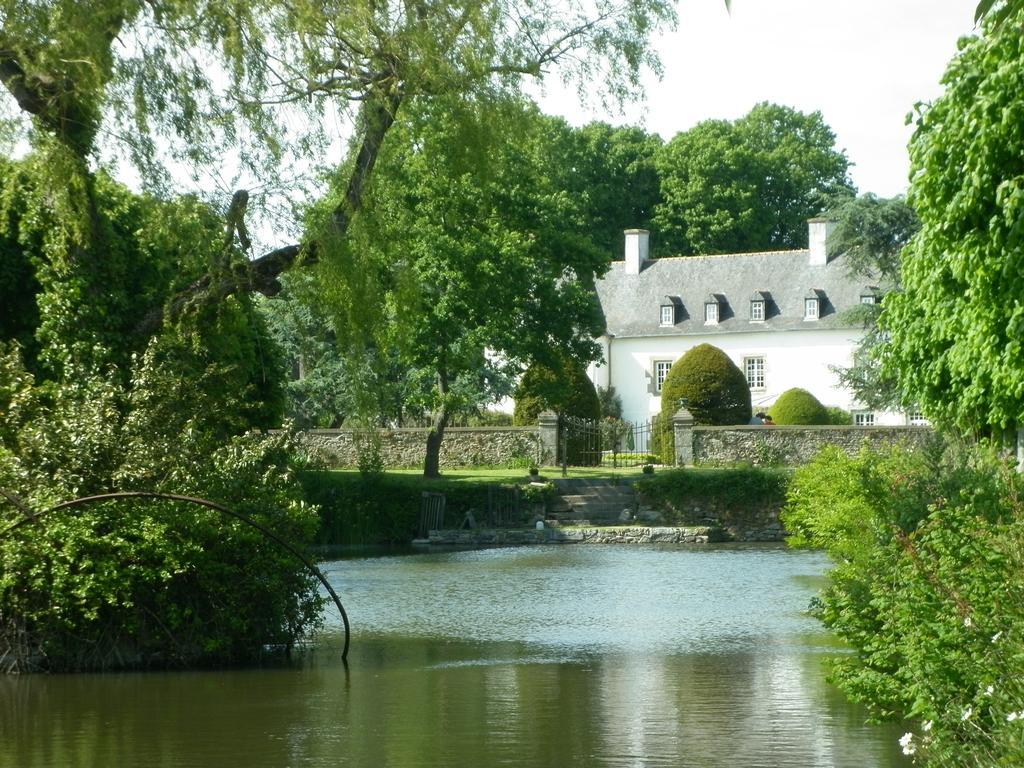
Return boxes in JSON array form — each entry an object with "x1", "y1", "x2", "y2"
[{"x1": 424, "y1": 525, "x2": 724, "y2": 546}]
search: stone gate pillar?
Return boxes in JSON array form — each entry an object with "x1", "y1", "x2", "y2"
[
  {"x1": 537, "y1": 410, "x2": 559, "y2": 466},
  {"x1": 673, "y1": 407, "x2": 695, "y2": 466}
]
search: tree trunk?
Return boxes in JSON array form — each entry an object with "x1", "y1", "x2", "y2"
[
  {"x1": 423, "y1": 407, "x2": 451, "y2": 479},
  {"x1": 423, "y1": 370, "x2": 451, "y2": 478}
]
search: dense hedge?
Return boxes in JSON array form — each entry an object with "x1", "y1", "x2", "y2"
[
  {"x1": 769, "y1": 387, "x2": 829, "y2": 425},
  {"x1": 636, "y1": 466, "x2": 790, "y2": 513},
  {"x1": 301, "y1": 471, "x2": 536, "y2": 545}
]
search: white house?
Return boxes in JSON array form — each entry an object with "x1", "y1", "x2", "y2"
[{"x1": 587, "y1": 219, "x2": 920, "y2": 427}]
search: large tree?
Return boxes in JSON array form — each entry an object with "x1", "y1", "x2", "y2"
[
  {"x1": 825, "y1": 193, "x2": 919, "y2": 412},
  {"x1": 882, "y1": 12, "x2": 1024, "y2": 435},
  {"x1": 0, "y1": 0, "x2": 677, "y2": 350},
  {"x1": 653, "y1": 102, "x2": 854, "y2": 256},
  {"x1": 547, "y1": 119, "x2": 663, "y2": 256},
  {"x1": 318, "y1": 97, "x2": 607, "y2": 477}
]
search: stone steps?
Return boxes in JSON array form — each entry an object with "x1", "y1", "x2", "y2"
[{"x1": 550, "y1": 479, "x2": 637, "y2": 523}]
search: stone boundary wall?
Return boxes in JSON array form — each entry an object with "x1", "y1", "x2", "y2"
[
  {"x1": 301, "y1": 427, "x2": 540, "y2": 469},
  {"x1": 688, "y1": 424, "x2": 935, "y2": 467}
]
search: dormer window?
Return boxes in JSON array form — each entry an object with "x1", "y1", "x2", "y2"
[
  {"x1": 704, "y1": 296, "x2": 719, "y2": 325},
  {"x1": 660, "y1": 305, "x2": 674, "y2": 326},
  {"x1": 860, "y1": 286, "x2": 881, "y2": 305},
  {"x1": 804, "y1": 289, "x2": 823, "y2": 321},
  {"x1": 749, "y1": 291, "x2": 769, "y2": 322}
]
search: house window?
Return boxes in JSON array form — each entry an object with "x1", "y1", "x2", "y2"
[
  {"x1": 654, "y1": 360, "x2": 673, "y2": 393},
  {"x1": 860, "y1": 295, "x2": 876, "y2": 305},
  {"x1": 660, "y1": 305, "x2": 674, "y2": 326},
  {"x1": 853, "y1": 411, "x2": 875, "y2": 426},
  {"x1": 744, "y1": 356, "x2": 765, "y2": 390},
  {"x1": 704, "y1": 302, "x2": 719, "y2": 324},
  {"x1": 804, "y1": 298, "x2": 819, "y2": 320},
  {"x1": 907, "y1": 411, "x2": 928, "y2": 426},
  {"x1": 750, "y1": 300, "x2": 765, "y2": 322}
]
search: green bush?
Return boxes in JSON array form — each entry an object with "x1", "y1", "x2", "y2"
[
  {"x1": 0, "y1": 344, "x2": 321, "y2": 672},
  {"x1": 656, "y1": 344, "x2": 751, "y2": 462},
  {"x1": 783, "y1": 439, "x2": 1024, "y2": 765},
  {"x1": 768, "y1": 387, "x2": 829, "y2": 425},
  {"x1": 302, "y1": 471, "x2": 541, "y2": 545},
  {"x1": 637, "y1": 466, "x2": 790, "y2": 516},
  {"x1": 513, "y1": 353, "x2": 600, "y2": 425},
  {"x1": 825, "y1": 406, "x2": 853, "y2": 425},
  {"x1": 514, "y1": 353, "x2": 600, "y2": 465}
]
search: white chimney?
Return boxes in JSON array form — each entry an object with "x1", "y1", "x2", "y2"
[
  {"x1": 624, "y1": 229, "x2": 650, "y2": 275},
  {"x1": 807, "y1": 218, "x2": 836, "y2": 266}
]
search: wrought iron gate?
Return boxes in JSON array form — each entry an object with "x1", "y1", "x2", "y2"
[{"x1": 558, "y1": 416, "x2": 655, "y2": 469}]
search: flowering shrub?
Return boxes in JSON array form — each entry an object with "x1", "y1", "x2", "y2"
[{"x1": 784, "y1": 439, "x2": 1024, "y2": 765}]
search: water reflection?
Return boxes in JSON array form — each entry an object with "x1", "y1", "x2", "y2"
[{"x1": 0, "y1": 545, "x2": 908, "y2": 767}]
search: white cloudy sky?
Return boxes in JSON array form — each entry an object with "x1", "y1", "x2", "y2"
[{"x1": 536, "y1": 0, "x2": 979, "y2": 198}]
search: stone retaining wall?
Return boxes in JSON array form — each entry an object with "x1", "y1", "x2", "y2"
[
  {"x1": 637, "y1": 495, "x2": 785, "y2": 542},
  {"x1": 426, "y1": 525, "x2": 722, "y2": 546},
  {"x1": 301, "y1": 427, "x2": 540, "y2": 469},
  {"x1": 690, "y1": 424, "x2": 934, "y2": 467}
]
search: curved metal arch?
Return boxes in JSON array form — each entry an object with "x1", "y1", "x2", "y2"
[{"x1": 0, "y1": 490, "x2": 349, "y2": 661}]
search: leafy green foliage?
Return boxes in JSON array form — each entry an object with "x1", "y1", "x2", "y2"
[
  {"x1": 656, "y1": 344, "x2": 751, "y2": 461},
  {"x1": 822, "y1": 193, "x2": 918, "y2": 412},
  {"x1": 825, "y1": 406, "x2": 853, "y2": 426},
  {"x1": 0, "y1": 344, "x2": 321, "y2": 672},
  {"x1": 883, "y1": 14, "x2": 1024, "y2": 435},
  {"x1": 597, "y1": 385, "x2": 624, "y2": 419},
  {"x1": 301, "y1": 471, "x2": 538, "y2": 545},
  {"x1": 546, "y1": 119, "x2": 664, "y2": 256},
  {"x1": 769, "y1": 388, "x2": 829, "y2": 425},
  {"x1": 825, "y1": 193, "x2": 919, "y2": 284},
  {"x1": 637, "y1": 466, "x2": 790, "y2": 513},
  {"x1": 317, "y1": 97, "x2": 608, "y2": 475},
  {"x1": 513, "y1": 353, "x2": 601, "y2": 425},
  {"x1": 783, "y1": 440, "x2": 1024, "y2": 764},
  {"x1": 653, "y1": 103, "x2": 853, "y2": 255}
]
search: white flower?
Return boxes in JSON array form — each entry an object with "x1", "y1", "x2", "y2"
[
  {"x1": 1008, "y1": 712, "x2": 1019, "y2": 722},
  {"x1": 985, "y1": 685, "x2": 995, "y2": 696},
  {"x1": 899, "y1": 732, "x2": 916, "y2": 755},
  {"x1": 964, "y1": 616, "x2": 973, "y2": 628},
  {"x1": 922, "y1": 720, "x2": 933, "y2": 732},
  {"x1": 992, "y1": 631, "x2": 1004, "y2": 643},
  {"x1": 962, "y1": 706, "x2": 973, "y2": 721}
]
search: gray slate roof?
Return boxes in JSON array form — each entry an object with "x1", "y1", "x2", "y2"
[{"x1": 596, "y1": 249, "x2": 875, "y2": 338}]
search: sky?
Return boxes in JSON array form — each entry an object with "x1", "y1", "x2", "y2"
[{"x1": 535, "y1": 0, "x2": 979, "y2": 199}]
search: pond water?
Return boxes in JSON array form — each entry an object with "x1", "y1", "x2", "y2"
[{"x1": 1, "y1": 544, "x2": 908, "y2": 767}]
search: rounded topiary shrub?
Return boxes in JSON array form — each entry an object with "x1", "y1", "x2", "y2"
[
  {"x1": 513, "y1": 354, "x2": 600, "y2": 425},
  {"x1": 657, "y1": 344, "x2": 752, "y2": 462},
  {"x1": 513, "y1": 353, "x2": 601, "y2": 465},
  {"x1": 769, "y1": 388, "x2": 829, "y2": 425}
]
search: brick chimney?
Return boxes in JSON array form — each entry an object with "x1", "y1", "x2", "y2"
[
  {"x1": 807, "y1": 218, "x2": 836, "y2": 266},
  {"x1": 624, "y1": 229, "x2": 650, "y2": 275}
]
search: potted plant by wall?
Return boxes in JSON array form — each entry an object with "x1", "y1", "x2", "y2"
[{"x1": 528, "y1": 465, "x2": 540, "y2": 477}]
